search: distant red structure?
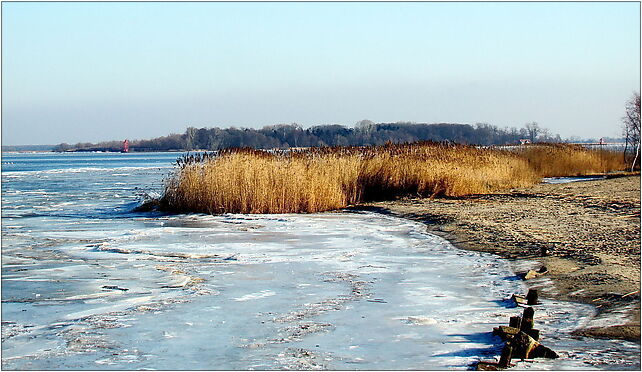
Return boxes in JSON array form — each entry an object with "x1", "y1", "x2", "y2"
[{"x1": 122, "y1": 139, "x2": 129, "y2": 153}]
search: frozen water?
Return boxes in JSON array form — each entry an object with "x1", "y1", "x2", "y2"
[
  {"x1": 542, "y1": 176, "x2": 607, "y2": 184},
  {"x1": 1, "y1": 152, "x2": 639, "y2": 370}
]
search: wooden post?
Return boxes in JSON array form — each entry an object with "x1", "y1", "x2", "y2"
[
  {"x1": 527, "y1": 328, "x2": 540, "y2": 341},
  {"x1": 498, "y1": 344, "x2": 513, "y2": 368},
  {"x1": 511, "y1": 332, "x2": 539, "y2": 359},
  {"x1": 526, "y1": 289, "x2": 538, "y2": 305},
  {"x1": 522, "y1": 322, "x2": 534, "y2": 334},
  {"x1": 521, "y1": 307, "x2": 534, "y2": 332},
  {"x1": 509, "y1": 316, "x2": 522, "y2": 329}
]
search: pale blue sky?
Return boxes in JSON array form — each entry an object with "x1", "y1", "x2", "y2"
[{"x1": 2, "y1": 2, "x2": 640, "y2": 145}]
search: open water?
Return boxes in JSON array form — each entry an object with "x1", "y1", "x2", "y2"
[{"x1": 1, "y1": 152, "x2": 639, "y2": 370}]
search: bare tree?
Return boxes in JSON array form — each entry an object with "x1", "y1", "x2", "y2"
[
  {"x1": 356, "y1": 119, "x2": 375, "y2": 133},
  {"x1": 185, "y1": 127, "x2": 197, "y2": 150},
  {"x1": 622, "y1": 92, "x2": 641, "y2": 171},
  {"x1": 525, "y1": 122, "x2": 540, "y2": 143},
  {"x1": 539, "y1": 127, "x2": 551, "y2": 142}
]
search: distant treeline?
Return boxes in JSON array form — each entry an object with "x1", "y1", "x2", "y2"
[{"x1": 53, "y1": 121, "x2": 564, "y2": 152}]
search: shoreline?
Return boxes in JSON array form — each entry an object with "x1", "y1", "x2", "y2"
[{"x1": 355, "y1": 175, "x2": 641, "y2": 342}]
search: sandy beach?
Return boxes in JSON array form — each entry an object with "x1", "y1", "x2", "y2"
[{"x1": 359, "y1": 175, "x2": 641, "y2": 342}]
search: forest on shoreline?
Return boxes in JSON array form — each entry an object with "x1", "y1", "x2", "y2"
[{"x1": 52, "y1": 121, "x2": 572, "y2": 152}]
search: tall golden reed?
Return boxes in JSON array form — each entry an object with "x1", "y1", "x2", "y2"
[
  {"x1": 160, "y1": 142, "x2": 627, "y2": 214},
  {"x1": 515, "y1": 143, "x2": 625, "y2": 177}
]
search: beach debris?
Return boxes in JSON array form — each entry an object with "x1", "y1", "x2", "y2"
[
  {"x1": 511, "y1": 294, "x2": 527, "y2": 305},
  {"x1": 522, "y1": 266, "x2": 548, "y2": 280},
  {"x1": 223, "y1": 254, "x2": 239, "y2": 261},
  {"x1": 476, "y1": 307, "x2": 558, "y2": 370},
  {"x1": 366, "y1": 298, "x2": 387, "y2": 303},
  {"x1": 511, "y1": 289, "x2": 539, "y2": 306},
  {"x1": 101, "y1": 285, "x2": 129, "y2": 291}
]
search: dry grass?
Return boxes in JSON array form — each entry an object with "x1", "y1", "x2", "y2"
[
  {"x1": 516, "y1": 143, "x2": 625, "y2": 177},
  {"x1": 161, "y1": 142, "x2": 627, "y2": 214}
]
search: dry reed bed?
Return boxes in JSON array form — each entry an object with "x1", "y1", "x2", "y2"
[
  {"x1": 161, "y1": 143, "x2": 626, "y2": 214},
  {"x1": 514, "y1": 144, "x2": 625, "y2": 177}
]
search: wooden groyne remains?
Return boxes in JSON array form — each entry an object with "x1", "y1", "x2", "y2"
[{"x1": 474, "y1": 263, "x2": 560, "y2": 371}]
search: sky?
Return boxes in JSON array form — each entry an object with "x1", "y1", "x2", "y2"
[{"x1": 2, "y1": 2, "x2": 640, "y2": 145}]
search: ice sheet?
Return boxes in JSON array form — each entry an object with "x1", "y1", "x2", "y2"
[
  {"x1": 543, "y1": 176, "x2": 607, "y2": 184},
  {"x1": 3, "y1": 212, "x2": 640, "y2": 370}
]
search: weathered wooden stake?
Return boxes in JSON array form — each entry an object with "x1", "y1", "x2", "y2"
[
  {"x1": 521, "y1": 307, "x2": 534, "y2": 332},
  {"x1": 511, "y1": 294, "x2": 527, "y2": 305},
  {"x1": 498, "y1": 344, "x2": 513, "y2": 368},
  {"x1": 527, "y1": 328, "x2": 540, "y2": 341},
  {"x1": 509, "y1": 316, "x2": 522, "y2": 329},
  {"x1": 526, "y1": 289, "x2": 538, "y2": 305}
]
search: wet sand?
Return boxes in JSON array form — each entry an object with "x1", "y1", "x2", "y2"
[{"x1": 359, "y1": 175, "x2": 641, "y2": 342}]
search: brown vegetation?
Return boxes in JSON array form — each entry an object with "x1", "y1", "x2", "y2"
[
  {"x1": 161, "y1": 142, "x2": 627, "y2": 214},
  {"x1": 515, "y1": 143, "x2": 626, "y2": 177}
]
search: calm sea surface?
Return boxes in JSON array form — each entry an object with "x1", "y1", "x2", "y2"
[{"x1": 1, "y1": 152, "x2": 639, "y2": 370}]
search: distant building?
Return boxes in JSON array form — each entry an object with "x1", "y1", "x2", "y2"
[{"x1": 519, "y1": 139, "x2": 531, "y2": 145}]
